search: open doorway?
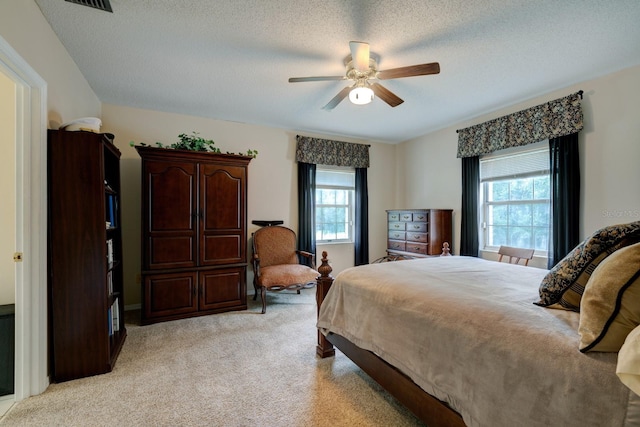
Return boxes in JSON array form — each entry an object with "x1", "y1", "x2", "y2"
[
  {"x1": 0, "y1": 34, "x2": 48, "y2": 414},
  {"x1": 0, "y1": 67, "x2": 16, "y2": 414}
]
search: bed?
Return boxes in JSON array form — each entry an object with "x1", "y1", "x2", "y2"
[{"x1": 315, "y1": 250, "x2": 640, "y2": 427}]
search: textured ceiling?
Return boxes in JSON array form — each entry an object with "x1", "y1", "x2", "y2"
[{"x1": 35, "y1": 0, "x2": 640, "y2": 143}]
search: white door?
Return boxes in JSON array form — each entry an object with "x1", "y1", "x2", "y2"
[{"x1": 0, "y1": 35, "x2": 49, "y2": 403}]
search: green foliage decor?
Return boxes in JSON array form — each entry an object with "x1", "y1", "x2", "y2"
[{"x1": 130, "y1": 131, "x2": 258, "y2": 158}]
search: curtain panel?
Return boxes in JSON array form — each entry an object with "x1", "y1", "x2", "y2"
[
  {"x1": 456, "y1": 91, "x2": 583, "y2": 158},
  {"x1": 296, "y1": 135, "x2": 370, "y2": 168},
  {"x1": 460, "y1": 156, "x2": 480, "y2": 257},
  {"x1": 297, "y1": 162, "x2": 316, "y2": 257},
  {"x1": 548, "y1": 133, "x2": 581, "y2": 268},
  {"x1": 354, "y1": 168, "x2": 369, "y2": 266}
]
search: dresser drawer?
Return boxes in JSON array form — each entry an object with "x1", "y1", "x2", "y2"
[
  {"x1": 399, "y1": 212, "x2": 413, "y2": 221},
  {"x1": 388, "y1": 222, "x2": 406, "y2": 231},
  {"x1": 406, "y1": 232, "x2": 428, "y2": 243},
  {"x1": 387, "y1": 240, "x2": 406, "y2": 251},
  {"x1": 412, "y1": 211, "x2": 428, "y2": 222},
  {"x1": 388, "y1": 230, "x2": 406, "y2": 240},
  {"x1": 406, "y1": 222, "x2": 427, "y2": 232},
  {"x1": 388, "y1": 212, "x2": 401, "y2": 222},
  {"x1": 405, "y1": 242, "x2": 427, "y2": 255}
]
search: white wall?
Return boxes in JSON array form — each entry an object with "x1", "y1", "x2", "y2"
[
  {"x1": 0, "y1": 71, "x2": 16, "y2": 305},
  {"x1": 397, "y1": 64, "x2": 640, "y2": 268},
  {"x1": 101, "y1": 104, "x2": 397, "y2": 306},
  {"x1": 0, "y1": 0, "x2": 101, "y2": 125}
]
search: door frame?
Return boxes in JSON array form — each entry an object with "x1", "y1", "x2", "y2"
[{"x1": 0, "y1": 35, "x2": 48, "y2": 399}]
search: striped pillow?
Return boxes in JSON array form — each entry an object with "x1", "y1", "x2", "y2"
[{"x1": 579, "y1": 242, "x2": 640, "y2": 352}]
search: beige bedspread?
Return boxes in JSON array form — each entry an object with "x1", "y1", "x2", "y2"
[{"x1": 317, "y1": 256, "x2": 638, "y2": 427}]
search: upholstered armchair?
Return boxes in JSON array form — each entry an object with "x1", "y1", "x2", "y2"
[{"x1": 252, "y1": 226, "x2": 318, "y2": 314}]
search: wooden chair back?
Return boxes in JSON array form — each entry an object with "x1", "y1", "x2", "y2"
[{"x1": 497, "y1": 246, "x2": 535, "y2": 266}]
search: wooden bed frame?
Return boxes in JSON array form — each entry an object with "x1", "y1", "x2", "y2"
[{"x1": 315, "y1": 250, "x2": 466, "y2": 427}]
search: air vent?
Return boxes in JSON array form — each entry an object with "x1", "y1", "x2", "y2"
[{"x1": 65, "y1": 0, "x2": 113, "y2": 13}]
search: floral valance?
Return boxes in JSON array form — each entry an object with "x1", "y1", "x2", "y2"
[
  {"x1": 295, "y1": 135, "x2": 370, "y2": 168},
  {"x1": 456, "y1": 91, "x2": 583, "y2": 158}
]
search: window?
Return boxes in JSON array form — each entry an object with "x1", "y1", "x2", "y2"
[
  {"x1": 315, "y1": 167, "x2": 355, "y2": 243},
  {"x1": 480, "y1": 142, "x2": 550, "y2": 254}
]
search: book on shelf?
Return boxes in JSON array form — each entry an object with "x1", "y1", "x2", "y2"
[
  {"x1": 107, "y1": 308, "x2": 113, "y2": 336},
  {"x1": 107, "y1": 270, "x2": 113, "y2": 295},
  {"x1": 112, "y1": 299, "x2": 120, "y2": 333},
  {"x1": 106, "y1": 194, "x2": 117, "y2": 228},
  {"x1": 106, "y1": 239, "x2": 114, "y2": 269},
  {"x1": 108, "y1": 299, "x2": 120, "y2": 336}
]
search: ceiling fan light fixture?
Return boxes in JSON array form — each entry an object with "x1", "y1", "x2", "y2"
[
  {"x1": 288, "y1": 41, "x2": 438, "y2": 110},
  {"x1": 349, "y1": 86, "x2": 374, "y2": 105}
]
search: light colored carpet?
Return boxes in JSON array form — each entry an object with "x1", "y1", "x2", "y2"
[{"x1": 0, "y1": 289, "x2": 423, "y2": 426}]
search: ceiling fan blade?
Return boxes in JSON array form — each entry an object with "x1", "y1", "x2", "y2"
[
  {"x1": 289, "y1": 76, "x2": 346, "y2": 83},
  {"x1": 349, "y1": 41, "x2": 370, "y2": 72},
  {"x1": 377, "y1": 62, "x2": 440, "y2": 80},
  {"x1": 322, "y1": 86, "x2": 352, "y2": 111},
  {"x1": 370, "y1": 83, "x2": 404, "y2": 107}
]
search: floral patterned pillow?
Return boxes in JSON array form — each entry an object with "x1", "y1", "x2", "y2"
[{"x1": 535, "y1": 221, "x2": 640, "y2": 311}]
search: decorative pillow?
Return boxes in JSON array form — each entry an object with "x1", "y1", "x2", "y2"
[
  {"x1": 535, "y1": 221, "x2": 640, "y2": 310},
  {"x1": 617, "y1": 324, "x2": 640, "y2": 395},
  {"x1": 578, "y1": 242, "x2": 640, "y2": 352}
]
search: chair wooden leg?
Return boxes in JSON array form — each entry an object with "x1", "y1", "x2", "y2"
[
  {"x1": 253, "y1": 277, "x2": 258, "y2": 301},
  {"x1": 261, "y1": 286, "x2": 267, "y2": 314}
]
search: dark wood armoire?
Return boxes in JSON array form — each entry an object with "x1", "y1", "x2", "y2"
[{"x1": 136, "y1": 146, "x2": 252, "y2": 324}]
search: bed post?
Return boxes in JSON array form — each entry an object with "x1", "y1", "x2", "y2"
[
  {"x1": 316, "y1": 251, "x2": 335, "y2": 358},
  {"x1": 441, "y1": 242, "x2": 452, "y2": 256}
]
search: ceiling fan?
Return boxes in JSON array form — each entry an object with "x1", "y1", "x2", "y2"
[{"x1": 288, "y1": 41, "x2": 440, "y2": 110}]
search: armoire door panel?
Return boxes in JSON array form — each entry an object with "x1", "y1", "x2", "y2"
[
  {"x1": 201, "y1": 234, "x2": 242, "y2": 264},
  {"x1": 144, "y1": 272, "x2": 198, "y2": 319},
  {"x1": 144, "y1": 160, "x2": 198, "y2": 271},
  {"x1": 201, "y1": 165, "x2": 245, "y2": 230},
  {"x1": 148, "y1": 235, "x2": 195, "y2": 269},
  {"x1": 147, "y1": 162, "x2": 196, "y2": 231},
  {"x1": 199, "y1": 268, "x2": 246, "y2": 311}
]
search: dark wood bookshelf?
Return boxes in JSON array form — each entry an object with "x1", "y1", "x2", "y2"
[{"x1": 47, "y1": 129, "x2": 126, "y2": 382}]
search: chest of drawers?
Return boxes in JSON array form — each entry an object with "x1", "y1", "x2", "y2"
[{"x1": 387, "y1": 209, "x2": 452, "y2": 257}]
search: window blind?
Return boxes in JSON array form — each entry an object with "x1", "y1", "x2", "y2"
[
  {"x1": 316, "y1": 169, "x2": 354, "y2": 188},
  {"x1": 480, "y1": 147, "x2": 549, "y2": 182}
]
